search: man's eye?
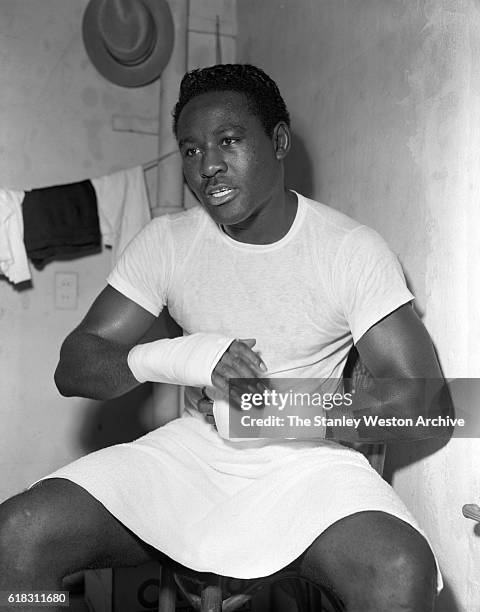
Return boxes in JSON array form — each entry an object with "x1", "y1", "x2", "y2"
[
  {"x1": 221, "y1": 137, "x2": 238, "y2": 146},
  {"x1": 184, "y1": 147, "x2": 200, "y2": 158}
]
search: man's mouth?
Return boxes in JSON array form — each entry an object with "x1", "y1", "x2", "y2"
[{"x1": 204, "y1": 186, "x2": 238, "y2": 206}]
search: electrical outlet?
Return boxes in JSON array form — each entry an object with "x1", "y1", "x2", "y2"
[{"x1": 55, "y1": 272, "x2": 78, "y2": 309}]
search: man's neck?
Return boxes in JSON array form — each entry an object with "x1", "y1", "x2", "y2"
[{"x1": 222, "y1": 189, "x2": 298, "y2": 245}]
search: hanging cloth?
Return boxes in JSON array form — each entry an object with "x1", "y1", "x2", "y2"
[
  {"x1": 22, "y1": 180, "x2": 101, "y2": 267},
  {"x1": 0, "y1": 189, "x2": 31, "y2": 284},
  {"x1": 92, "y1": 165, "x2": 151, "y2": 265}
]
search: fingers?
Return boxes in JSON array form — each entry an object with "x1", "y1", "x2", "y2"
[
  {"x1": 197, "y1": 396, "x2": 213, "y2": 414},
  {"x1": 211, "y1": 339, "x2": 269, "y2": 407},
  {"x1": 197, "y1": 397, "x2": 215, "y2": 427},
  {"x1": 214, "y1": 343, "x2": 267, "y2": 390},
  {"x1": 197, "y1": 397, "x2": 217, "y2": 428},
  {"x1": 227, "y1": 345, "x2": 266, "y2": 380},
  {"x1": 205, "y1": 414, "x2": 217, "y2": 428},
  {"x1": 239, "y1": 338, "x2": 256, "y2": 347},
  {"x1": 212, "y1": 369, "x2": 252, "y2": 400},
  {"x1": 234, "y1": 339, "x2": 268, "y2": 373}
]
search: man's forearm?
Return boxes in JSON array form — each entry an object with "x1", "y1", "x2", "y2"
[
  {"x1": 55, "y1": 331, "x2": 140, "y2": 400},
  {"x1": 325, "y1": 378, "x2": 454, "y2": 443},
  {"x1": 55, "y1": 330, "x2": 235, "y2": 401}
]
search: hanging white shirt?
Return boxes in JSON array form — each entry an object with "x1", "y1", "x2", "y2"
[
  {"x1": 0, "y1": 189, "x2": 31, "y2": 284},
  {"x1": 92, "y1": 166, "x2": 151, "y2": 266}
]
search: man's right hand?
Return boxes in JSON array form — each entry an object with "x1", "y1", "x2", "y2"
[{"x1": 211, "y1": 338, "x2": 269, "y2": 406}]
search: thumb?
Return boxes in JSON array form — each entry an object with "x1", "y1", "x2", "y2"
[{"x1": 239, "y1": 338, "x2": 256, "y2": 347}]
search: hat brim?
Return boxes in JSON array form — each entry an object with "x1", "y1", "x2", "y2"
[{"x1": 82, "y1": 0, "x2": 175, "y2": 88}]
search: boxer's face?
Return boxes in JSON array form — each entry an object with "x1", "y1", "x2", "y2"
[{"x1": 176, "y1": 90, "x2": 287, "y2": 229}]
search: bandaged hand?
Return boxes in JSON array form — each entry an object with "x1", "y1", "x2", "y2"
[
  {"x1": 127, "y1": 332, "x2": 236, "y2": 387},
  {"x1": 196, "y1": 339, "x2": 269, "y2": 435},
  {"x1": 210, "y1": 338, "x2": 269, "y2": 407}
]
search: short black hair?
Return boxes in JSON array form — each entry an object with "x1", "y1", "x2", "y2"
[{"x1": 172, "y1": 63, "x2": 290, "y2": 138}]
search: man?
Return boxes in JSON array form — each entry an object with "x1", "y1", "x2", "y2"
[{"x1": 0, "y1": 64, "x2": 448, "y2": 611}]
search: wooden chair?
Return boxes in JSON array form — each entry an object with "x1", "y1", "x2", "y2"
[
  {"x1": 157, "y1": 350, "x2": 385, "y2": 612},
  {"x1": 158, "y1": 563, "x2": 345, "y2": 611}
]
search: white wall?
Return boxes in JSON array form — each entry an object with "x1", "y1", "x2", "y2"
[{"x1": 237, "y1": 1, "x2": 479, "y2": 610}]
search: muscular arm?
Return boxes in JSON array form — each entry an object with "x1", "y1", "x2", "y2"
[
  {"x1": 55, "y1": 285, "x2": 157, "y2": 400},
  {"x1": 327, "y1": 303, "x2": 453, "y2": 442}
]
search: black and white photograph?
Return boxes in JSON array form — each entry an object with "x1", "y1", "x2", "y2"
[{"x1": 0, "y1": 1, "x2": 478, "y2": 611}]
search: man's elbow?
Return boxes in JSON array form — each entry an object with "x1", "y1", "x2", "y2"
[
  {"x1": 381, "y1": 378, "x2": 454, "y2": 441},
  {"x1": 54, "y1": 346, "x2": 94, "y2": 398},
  {"x1": 54, "y1": 362, "x2": 78, "y2": 397},
  {"x1": 54, "y1": 331, "x2": 94, "y2": 398},
  {"x1": 408, "y1": 379, "x2": 454, "y2": 440},
  {"x1": 426, "y1": 381, "x2": 455, "y2": 438}
]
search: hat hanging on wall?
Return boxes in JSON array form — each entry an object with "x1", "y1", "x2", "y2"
[{"x1": 82, "y1": 0, "x2": 174, "y2": 88}]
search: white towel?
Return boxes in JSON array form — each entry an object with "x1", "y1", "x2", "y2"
[
  {"x1": 0, "y1": 189, "x2": 31, "y2": 284},
  {"x1": 32, "y1": 413, "x2": 443, "y2": 591},
  {"x1": 92, "y1": 166, "x2": 151, "y2": 265}
]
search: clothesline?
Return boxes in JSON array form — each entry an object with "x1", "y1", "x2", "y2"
[{"x1": 0, "y1": 165, "x2": 152, "y2": 285}]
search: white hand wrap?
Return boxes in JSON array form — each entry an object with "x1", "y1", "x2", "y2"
[{"x1": 127, "y1": 333, "x2": 235, "y2": 387}]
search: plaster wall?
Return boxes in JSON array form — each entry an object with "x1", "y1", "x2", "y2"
[{"x1": 237, "y1": 1, "x2": 479, "y2": 609}]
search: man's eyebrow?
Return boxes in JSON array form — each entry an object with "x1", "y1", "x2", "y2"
[
  {"x1": 178, "y1": 137, "x2": 195, "y2": 148},
  {"x1": 178, "y1": 125, "x2": 246, "y2": 147}
]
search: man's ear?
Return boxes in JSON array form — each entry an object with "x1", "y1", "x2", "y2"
[{"x1": 272, "y1": 122, "x2": 291, "y2": 160}]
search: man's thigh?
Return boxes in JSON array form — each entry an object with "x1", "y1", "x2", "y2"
[
  {"x1": 0, "y1": 478, "x2": 161, "y2": 576},
  {"x1": 296, "y1": 510, "x2": 437, "y2": 610}
]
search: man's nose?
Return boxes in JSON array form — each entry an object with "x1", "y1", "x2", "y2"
[{"x1": 200, "y1": 147, "x2": 227, "y2": 178}]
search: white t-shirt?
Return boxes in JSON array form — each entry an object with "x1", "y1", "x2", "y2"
[{"x1": 108, "y1": 192, "x2": 413, "y2": 431}]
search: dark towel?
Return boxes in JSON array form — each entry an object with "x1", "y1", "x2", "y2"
[{"x1": 22, "y1": 180, "x2": 101, "y2": 267}]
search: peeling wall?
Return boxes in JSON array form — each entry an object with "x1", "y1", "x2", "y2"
[
  {"x1": 0, "y1": 2, "x2": 160, "y2": 190},
  {"x1": 237, "y1": 1, "x2": 479, "y2": 609}
]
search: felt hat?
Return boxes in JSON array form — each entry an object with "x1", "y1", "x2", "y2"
[{"x1": 82, "y1": 0, "x2": 174, "y2": 88}]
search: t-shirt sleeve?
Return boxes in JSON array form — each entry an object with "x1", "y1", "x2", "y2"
[
  {"x1": 333, "y1": 225, "x2": 414, "y2": 344},
  {"x1": 106, "y1": 216, "x2": 174, "y2": 316}
]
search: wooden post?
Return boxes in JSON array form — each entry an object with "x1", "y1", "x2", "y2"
[{"x1": 154, "y1": 0, "x2": 188, "y2": 215}]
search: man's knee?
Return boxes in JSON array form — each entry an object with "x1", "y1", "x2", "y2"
[
  {"x1": 0, "y1": 478, "x2": 157, "y2": 584},
  {"x1": 298, "y1": 512, "x2": 437, "y2": 610},
  {"x1": 379, "y1": 523, "x2": 437, "y2": 594},
  {"x1": 0, "y1": 483, "x2": 65, "y2": 563},
  {"x1": 347, "y1": 536, "x2": 436, "y2": 612},
  {"x1": 364, "y1": 524, "x2": 437, "y2": 611}
]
